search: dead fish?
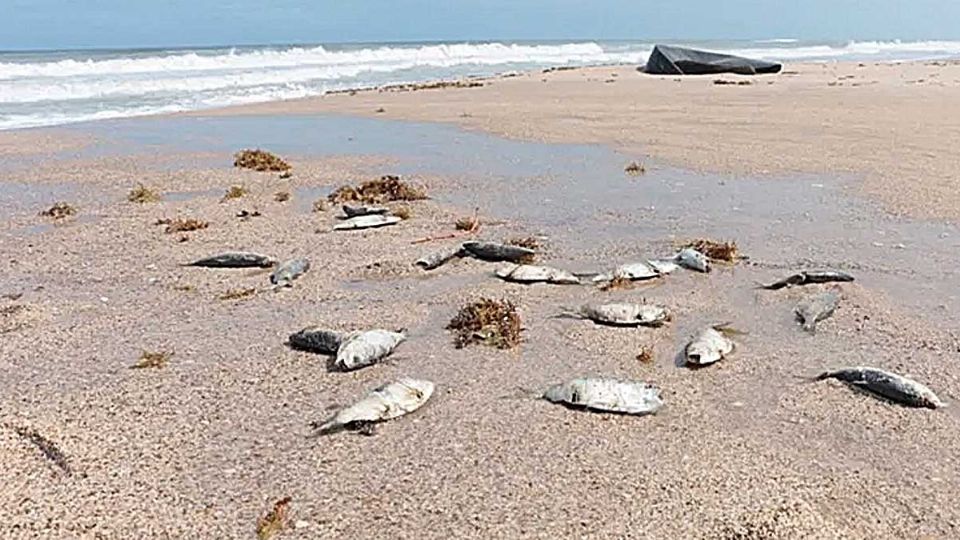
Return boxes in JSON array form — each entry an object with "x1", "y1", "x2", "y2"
[
  {"x1": 674, "y1": 248, "x2": 710, "y2": 273},
  {"x1": 794, "y1": 291, "x2": 840, "y2": 333},
  {"x1": 184, "y1": 252, "x2": 277, "y2": 268},
  {"x1": 575, "y1": 303, "x2": 670, "y2": 327},
  {"x1": 495, "y1": 264, "x2": 580, "y2": 284},
  {"x1": 314, "y1": 378, "x2": 435, "y2": 434},
  {"x1": 817, "y1": 367, "x2": 945, "y2": 409},
  {"x1": 543, "y1": 377, "x2": 663, "y2": 415},
  {"x1": 333, "y1": 215, "x2": 402, "y2": 231},
  {"x1": 343, "y1": 204, "x2": 389, "y2": 218},
  {"x1": 415, "y1": 245, "x2": 466, "y2": 270},
  {"x1": 647, "y1": 259, "x2": 679, "y2": 274},
  {"x1": 761, "y1": 270, "x2": 854, "y2": 290},
  {"x1": 334, "y1": 329, "x2": 406, "y2": 371},
  {"x1": 592, "y1": 261, "x2": 659, "y2": 283},
  {"x1": 270, "y1": 258, "x2": 310, "y2": 287},
  {"x1": 685, "y1": 325, "x2": 736, "y2": 366},
  {"x1": 288, "y1": 327, "x2": 343, "y2": 354},
  {"x1": 461, "y1": 241, "x2": 535, "y2": 263}
]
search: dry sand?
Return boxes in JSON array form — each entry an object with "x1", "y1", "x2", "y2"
[{"x1": 1, "y1": 61, "x2": 960, "y2": 539}]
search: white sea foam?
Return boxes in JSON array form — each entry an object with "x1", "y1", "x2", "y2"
[{"x1": 1, "y1": 40, "x2": 958, "y2": 130}]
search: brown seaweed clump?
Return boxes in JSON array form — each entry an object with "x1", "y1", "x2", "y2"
[
  {"x1": 447, "y1": 298, "x2": 521, "y2": 349},
  {"x1": 599, "y1": 276, "x2": 634, "y2": 292},
  {"x1": 455, "y1": 215, "x2": 479, "y2": 232},
  {"x1": 624, "y1": 161, "x2": 646, "y2": 176},
  {"x1": 311, "y1": 199, "x2": 327, "y2": 213},
  {"x1": 234, "y1": 149, "x2": 291, "y2": 172},
  {"x1": 128, "y1": 184, "x2": 161, "y2": 203},
  {"x1": 130, "y1": 350, "x2": 172, "y2": 369},
  {"x1": 273, "y1": 191, "x2": 290, "y2": 202},
  {"x1": 685, "y1": 238, "x2": 739, "y2": 262},
  {"x1": 392, "y1": 205, "x2": 412, "y2": 220},
  {"x1": 160, "y1": 218, "x2": 209, "y2": 234},
  {"x1": 636, "y1": 346, "x2": 654, "y2": 364},
  {"x1": 328, "y1": 175, "x2": 427, "y2": 204},
  {"x1": 506, "y1": 236, "x2": 540, "y2": 250},
  {"x1": 256, "y1": 497, "x2": 292, "y2": 540},
  {"x1": 39, "y1": 202, "x2": 76, "y2": 219},
  {"x1": 221, "y1": 185, "x2": 249, "y2": 202}
]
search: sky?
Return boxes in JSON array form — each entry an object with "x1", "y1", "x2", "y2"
[{"x1": 4, "y1": 0, "x2": 960, "y2": 51}]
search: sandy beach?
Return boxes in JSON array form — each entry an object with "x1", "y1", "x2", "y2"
[{"x1": 2, "y1": 60, "x2": 960, "y2": 539}]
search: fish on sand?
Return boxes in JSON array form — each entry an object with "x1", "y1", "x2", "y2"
[
  {"x1": 333, "y1": 215, "x2": 402, "y2": 231},
  {"x1": 342, "y1": 204, "x2": 389, "y2": 218},
  {"x1": 334, "y1": 329, "x2": 406, "y2": 371},
  {"x1": 685, "y1": 324, "x2": 738, "y2": 366},
  {"x1": 313, "y1": 378, "x2": 435, "y2": 435},
  {"x1": 573, "y1": 303, "x2": 670, "y2": 327},
  {"x1": 270, "y1": 258, "x2": 310, "y2": 288},
  {"x1": 673, "y1": 247, "x2": 710, "y2": 273},
  {"x1": 185, "y1": 252, "x2": 277, "y2": 268},
  {"x1": 794, "y1": 291, "x2": 840, "y2": 333},
  {"x1": 591, "y1": 260, "x2": 672, "y2": 283},
  {"x1": 760, "y1": 270, "x2": 854, "y2": 290},
  {"x1": 415, "y1": 245, "x2": 466, "y2": 270},
  {"x1": 495, "y1": 263, "x2": 580, "y2": 284},
  {"x1": 816, "y1": 366, "x2": 945, "y2": 409},
  {"x1": 460, "y1": 241, "x2": 535, "y2": 263},
  {"x1": 288, "y1": 327, "x2": 343, "y2": 355},
  {"x1": 543, "y1": 377, "x2": 663, "y2": 415}
]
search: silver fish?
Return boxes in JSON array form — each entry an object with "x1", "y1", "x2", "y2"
[
  {"x1": 761, "y1": 270, "x2": 854, "y2": 290},
  {"x1": 495, "y1": 264, "x2": 580, "y2": 284},
  {"x1": 333, "y1": 215, "x2": 402, "y2": 231},
  {"x1": 288, "y1": 327, "x2": 343, "y2": 355},
  {"x1": 685, "y1": 325, "x2": 736, "y2": 366},
  {"x1": 343, "y1": 204, "x2": 389, "y2": 218},
  {"x1": 334, "y1": 329, "x2": 406, "y2": 371},
  {"x1": 185, "y1": 252, "x2": 276, "y2": 268},
  {"x1": 817, "y1": 367, "x2": 945, "y2": 409},
  {"x1": 315, "y1": 378, "x2": 435, "y2": 434},
  {"x1": 543, "y1": 377, "x2": 663, "y2": 415},
  {"x1": 270, "y1": 258, "x2": 310, "y2": 287},
  {"x1": 647, "y1": 259, "x2": 680, "y2": 275},
  {"x1": 674, "y1": 248, "x2": 710, "y2": 273},
  {"x1": 794, "y1": 291, "x2": 840, "y2": 333},
  {"x1": 415, "y1": 245, "x2": 466, "y2": 270},
  {"x1": 592, "y1": 261, "x2": 659, "y2": 283},
  {"x1": 461, "y1": 241, "x2": 535, "y2": 263},
  {"x1": 576, "y1": 303, "x2": 670, "y2": 327}
]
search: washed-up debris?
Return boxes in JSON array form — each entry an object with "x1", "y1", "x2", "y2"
[
  {"x1": 572, "y1": 303, "x2": 671, "y2": 327},
  {"x1": 237, "y1": 209, "x2": 262, "y2": 220},
  {"x1": 328, "y1": 175, "x2": 427, "y2": 204},
  {"x1": 333, "y1": 214, "x2": 402, "y2": 230},
  {"x1": 816, "y1": 367, "x2": 945, "y2": 409},
  {"x1": 760, "y1": 270, "x2": 855, "y2": 290},
  {"x1": 714, "y1": 79, "x2": 753, "y2": 86},
  {"x1": 684, "y1": 239, "x2": 739, "y2": 262},
  {"x1": 128, "y1": 184, "x2": 161, "y2": 203},
  {"x1": 256, "y1": 496, "x2": 292, "y2": 540},
  {"x1": 455, "y1": 212, "x2": 480, "y2": 232},
  {"x1": 674, "y1": 247, "x2": 710, "y2": 272},
  {"x1": 392, "y1": 206, "x2": 412, "y2": 220},
  {"x1": 185, "y1": 252, "x2": 277, "y2": 268},
  {"x1": 274, "y1": 191, "x2": 291, "y2": 202},
  {"x1": 312, "y1": 199, "x2": 327, "y2": 213},
  {"x1": 461, "y1": 241, "x2": 535, "y2": 263},
  {"x1": 288, "y1": 327, "x2": 343, "y2": 355},
  {"x1": 415, "y1": 245, "x2": 466, "y2": 270},
  {"x1": 795, "y1": 291, "x2": 840, "y2": 333},
  {"x1": 131, "y1": 350, "x2": 172, "y2": 369},
  {"x1": 599, "y1": 276, "x2": 635, "y2": 291},
  {"x1": 506, "y1": 236, "x2": 541, "y2": 250},
  {"x1": 334, "y1": 329, "x2": 406, "y2": 371},
  {"x1": 637, "y1": 346, "x2": 655, "y2": 364},
  {"x1": 218, "y1": 287, "x2": 257, "y2": 301},
  {"x1": 685, "y1": 325, "x2": 739, "y2": 366},
  {"x1": 380, "y1": 79, "x2": 484, "y2": 92},
  {"x1": 624, "y1": 161, "x2": 646, "y2": 176},
  {"x1": 12, "y1": 425, "x2": 72, "y2": 475},
  {"x1": 159, "y1": 217, "x2": 208, "y2": 233},
  {"x1": 270, "y1": 258, "x2": 310, "y2": 288},
  {"x1": 39, "y1": 202, "x2": 76, "y2": 219},
  {"x1": 447, "y1": 298, "x2": 521, "y2": 349},
  {"x1": 543, "y1": 377, "x2": 663, "y2": 415},
  {"x1": 495, "y1": 263, "x2": 579, "y2": 284},
  {"x1": 592, "y1": 260, "x2": 673, "y2": 283},
  {"x1": 221, "y1": 185, "x2": 249, "y2": 202},
  {"x1": 234, "y1": 149, "x2": 291, "y2": 172},
  {"x1": 312, "y1": 378, "x2": 435, "y2": 435},
  {"x1": 343, "y1": 204, "x2": 389, "y2": 218}
]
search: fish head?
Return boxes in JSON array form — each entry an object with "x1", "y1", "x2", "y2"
[
  {"x1": 685, "y1": 342, "x2": 721, "y2": 366},
  {"x1": 543, "y1": 380, "x2": 578, "y2": 403},
  {"x1": 397, "y1": 378, "x2": 436, "y2": 402}
]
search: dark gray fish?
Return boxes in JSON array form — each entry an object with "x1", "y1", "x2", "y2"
[
  {"x1": 185, "y1": 252, "x2": 277, "y2": 268},
  {"x1": 794, "y1": 291, "x2": 840, "y2": 333},
  {"x1": 270, "y1": 258, "x2": 311, "y2": 287},
  {"x1": 343, "y1": 204, "x2": 389, "y2": 218},
  {"x1": 761, "y1": 270, "x2": 854, "y2": 290},
  {"x1": 461, "y1": 241, "x2": 535, "y2": 263},
  {"x1": 288, "y1": 327, "x2": 343, "y2": 354},
  {"x1": 415, "y1": 245, "x2": 466, "y2": 270},
  {"x1": 817, "y1": 366, "x2": 945, "y2": 409}
]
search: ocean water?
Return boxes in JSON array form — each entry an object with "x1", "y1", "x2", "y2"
[{"x1": 2, "y1": 39, "x2": 960, "y2": 131}]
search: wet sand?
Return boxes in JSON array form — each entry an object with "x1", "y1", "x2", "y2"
[{"x1": 2, "y1": 63, "x2": 960, "y2": 539}]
